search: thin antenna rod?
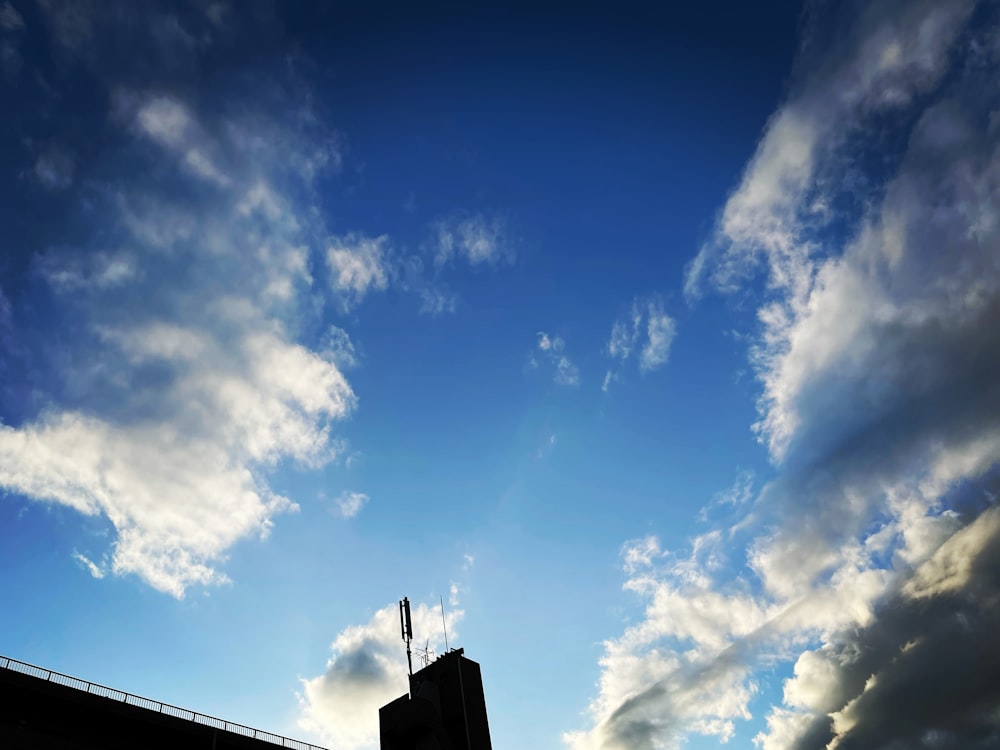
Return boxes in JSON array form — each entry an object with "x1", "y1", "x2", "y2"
[
  {"x1": 440, "y1": 595, "x2": 450, "y2": 653},
  {"x1": 400, "y1": 597, "x2": 413, "y2": 678}
]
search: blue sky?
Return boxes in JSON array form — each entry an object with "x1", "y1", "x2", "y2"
[{"x1": 3, "y1": 1, "x2": 1000, "y2": 749}]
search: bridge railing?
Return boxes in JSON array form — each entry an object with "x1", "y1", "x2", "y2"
[{"x1": 0, "y1": 654, "x2": 328, "y2": 750}]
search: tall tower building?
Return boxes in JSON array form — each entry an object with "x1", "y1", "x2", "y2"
[
  {"x1": 379, "y1": 598, "x2": 492, "y2": 749},
  {"x1": 379, "y1": 648, "x2": 492, "y2": 750}
]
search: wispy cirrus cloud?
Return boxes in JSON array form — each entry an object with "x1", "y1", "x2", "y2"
[
  {"x1": 570, "y1": 1, "x2": 1000, "y2": 748},
  {"x1": 602, "y1": 296, "x2": 676, "y2": 392},
  {"x1": 432, "y1": 212, "x2": 511, "y2": 267},
  {"x1": 396, "y1": 211, "x2": 511, "y2": 315},
  {"x1": 333, "y1": 491, "x2": 369, "y2": 519},
  {"x1": 327, "y1": 234, "x2": 392, "y2": 311},
  {"x1": 320, "y1": 212, "x2": 512, "y2": 315},
  {"x1": 534, "y1": 331, "x2": 581, "y2": 387}
]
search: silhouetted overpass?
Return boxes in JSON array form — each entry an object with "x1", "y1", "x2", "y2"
[{"x1": 0, "y1": 655, "x2": 326, "y2": 750}]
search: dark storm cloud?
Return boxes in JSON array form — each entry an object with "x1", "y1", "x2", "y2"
[{"x1": 794, "y1": 506, "x2": 1000, "y2": 750}]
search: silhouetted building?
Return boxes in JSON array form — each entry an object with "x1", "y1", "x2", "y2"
[
  {"x1": 0, "y1": 655, "x2": 326, "y2": 750},
  {"x1": 379, "y1": 648, "x2": 492, "y2": 750}
]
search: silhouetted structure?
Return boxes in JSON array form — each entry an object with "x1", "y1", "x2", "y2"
[
  {"x1": 379, "y1": 648, "x2": 493, "y2": 750},
  {"x1": 0, "y1": 655, "x2": 326, "y2": 750}
]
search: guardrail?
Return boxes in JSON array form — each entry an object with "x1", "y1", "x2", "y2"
[{"x1": 0, "y1": 654, "x2": 328, "y2": 750}]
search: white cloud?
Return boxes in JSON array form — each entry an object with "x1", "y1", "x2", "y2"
[
  {"x1": 35, "y1": 250, "x2": 136, "y2": 291},
  {"x1": 433, "y1": 213, "x2": 510, "y2": 266},
  {"x1": 701, "y1": 471, "x2": 754, "y2": 520},
  {"x1": 322, "y1": 326, "x2": 358, "y2": 369},
  {"x1": 298, "y1": 599, "x2": 464, "y2": 750},
  {"x1": 72, "y1": 551, "x2": 105, "y2": 579},
  {"x1": 0, "y1": 85, "x2": 354, "y2": 597},
  {"x1": 639, "y1": 301, "x2": 676, "y2": 373},
  {"x1": 604, "y1": 297, "x2": 676, "y2": 389},
  {"x1": 752, "y1": 709, "x2": 816, "y2": 750},
  {"x1": 600, "y1": 370, "x2": 614, "y2": 393},
  {"x1": 537, "y1": 331, "x2": 564, "y2": 352},
  {"x1": 567, "y1": 472, "x2": 983, "y2": 750},
  {"x1": 535, "y1": 331, "x2": 580, "y2": 387},
  {"x1": 181, "y1": 146, "x2": 230, "y2": 187},
  {"x1": 572, "y1": 2, "x2": 1000, "y2": 746},
  {"x1": 783, "y1": 649, "x2": 846, "y2": 714},
  {"x1": 121, "y1": 93, "x2": 232, "y2": 188},
  {"x1": 0, "y1": 324, "x2": 353, "y2": 596},
  {"x1": 382, "y1": 215, "x2": 512, "y2": 315},
  {"x1": 554, "y1": 357, "x2": 580, "y2": 387},
  {"x1": 135, "y1": 95, "x2": 191, "y2": 147},
  {"x1": 334, "y1": 491, "x2": 369, "y2": 519},
  {"x1": 326, "y1": 234, "x2": 391, "y2": 311},
  {"x1": 417, "y1": 286, "x2": 456, "y2": 316},
  {"x1": 608, "y1": 304, "x2": 641, "y2": 360},
  {"x1": 684, "y1": 0, "x2": 977, "y2": 302},
  {"x1": 622, "y1": 535, "x2": 663, "y2": 575}
]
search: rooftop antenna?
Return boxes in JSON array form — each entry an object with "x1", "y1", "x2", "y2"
[
  {"x1": 440, "y1": 595, "x2": 450, "y2": 653},
  {"x1": 416, "y1": 638, "x2": 435, "y2": 668},
  {"x1": 399, "y1": 597, "x2": 413, "y2": 678}
]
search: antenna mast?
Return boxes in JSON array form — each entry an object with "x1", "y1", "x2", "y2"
[
  {"x1": 399, "y1": 597, "x2": 413, "y2": 678},
  {"x1": 440, "y1": 595, "x2": 450, "y2": 653}
]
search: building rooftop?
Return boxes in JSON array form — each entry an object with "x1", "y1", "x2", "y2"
[{"x1": 0, "y1": 654, "x2": 326, "y2": 750}]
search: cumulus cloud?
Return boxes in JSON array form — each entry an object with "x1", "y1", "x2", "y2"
[
  {"x1": 0, "y1": 9, "x2": 355, "y2": 597},
  {"x1": 298, "y1": 598, "x2": 463, "y2": 750},
  {"x1": 535, "y1": 331, "x2": 580, "y2": 387},
  {"x1": 570, "y1": 1, "x2": 1000, "y2": 748},
  {"x1": 603, "y1": 297, "x2": 676, "y2": 391}
]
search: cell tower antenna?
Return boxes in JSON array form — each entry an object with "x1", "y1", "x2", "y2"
[
  {"x1": 440, "y1": 595, "x2": 450, "y2": 653},
  {"x1": 399, "y1": 597, "x2": 413, "y2": 678}
]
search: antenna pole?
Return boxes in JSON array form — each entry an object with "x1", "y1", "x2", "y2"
[
  {"x1": 400, "y1": 597, "x2": 413, "y2": 678},
  {"x1": 440, "y1": 595, "x2": 450, "y2": 653}
]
